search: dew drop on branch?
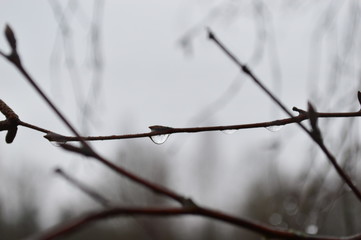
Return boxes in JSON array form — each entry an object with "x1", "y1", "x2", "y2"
[
  {"x1": 305, "y1": 224, "x2": 318, "y2": 234},
  {"x1": 265, "y1": 125, "x2": 283, "y2": 132},
  {"x1": 50, "y1": 141, "x2": 62, "y2": 147},
  {"x1": 150, "y1": 134, "x2": 169, "y2": 145},
  {"x1": 221, "y1": 129, "x2": 238, "y2": 135}
]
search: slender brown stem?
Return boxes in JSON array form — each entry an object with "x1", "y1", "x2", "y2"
[
  {"x1": 19, "y1": 120, "x2": 50, "y2": 134},
  {"x1": 34, "y1": 111, "x2": 361, "y2": 142},
  {"x1": 0, "y1": 25, "x2": 190, "y2": 206},
  {"x1": 208, "y1": 29, "x2": 361, "y2": 202},
  {"x1": 2, "y1": 25, "x2": 361, "y2": 240},
  {"x1": 55, "y1": 168, "x2": 111, "y2": 207},
  {"x1": 34, "y1": 206, "x2": 361, "y2": 240}
]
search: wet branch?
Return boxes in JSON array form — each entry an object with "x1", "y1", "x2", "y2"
[
  {"x1": 32, "y1": 206, "x2": 361, "y2": 240},
  {"x1": 207, "y1": 28, "x2": 361, "y2": 203},
  {"x1": 1, "y1": 104, "x2": 361, "y2": 143},
  {"x1": 0, "y1": 24, "x2": 190, "y2": 207},
  {"x1": 54, "y1": 168, "x2": 111, "y2": 207},
  {"x1": 40, "y1": 109, "x2": 361, "y2": 142},
  {"x1": 1, "y1": 24, "x2": 361, "y2": 240}
]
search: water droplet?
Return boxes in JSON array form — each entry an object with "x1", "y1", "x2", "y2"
[
  {"x1": 265, "y1": 125, "x2": 283, "y2": 132},
  {"x1": 150, "y1": 134, "x2": 169, "y2": 145},
  {"x1": 221, "y1": 129, "x2": 237, "y2": 135},
  {"x1": 50, "y1": 141, "x2": 62, "y2": 147},
  {"x1": 306, "y1": 224, "x2": 318, "y2": 234}
]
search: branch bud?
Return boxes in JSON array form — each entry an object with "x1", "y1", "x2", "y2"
[
  {"x1": 292, "y1": 106, "x2": 306, "y2": 115},
  {"x1": 0, "y1": 99, "x2": 19, "y2": 121},
  {"x1": 149, "y1": 125, "x2": 173, "y2": 133},
  {"x1": 308, "y1": 101, "x2": 322, "y2": 142},
  {"x1": 207, "y1": 28, "x2": 215, "y2": 40},
  {"x1": 5, "y1": 126, "x2": 17, "y2": 144},
  {"x1": 4, "y1": 24, "x2": 17, "y2": 50},
  {"x1": 308, "y1": 102, "x2": 318, "y2": 129}
]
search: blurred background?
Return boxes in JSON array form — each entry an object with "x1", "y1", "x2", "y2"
[{"x1": 1, "y1": 0, "x2": 361, "y2": 239}]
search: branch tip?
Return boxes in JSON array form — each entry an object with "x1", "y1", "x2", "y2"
[
  {"x1": 4, "y1": 24, "x2": 16, "y2": 50},
  {"x1": 207, "y1": 27, "x2": 215, "y2": 40},
  {"x1": 5, "y1": 126, "x2": 17, "y2": 144},
  {"x1": 292, "y1": 106, "x2": 306, "y2": 115}
]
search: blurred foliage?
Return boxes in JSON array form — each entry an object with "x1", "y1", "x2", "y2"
[
  {"x1": 242, "y1": 177, "x2": 361, "y2": 239},
  {"x1": 1, "y1": 138, "x2": 361, "y2": 239},
  {"x1": 0, "y1": 204, "x2": 38, "y2": 239}
]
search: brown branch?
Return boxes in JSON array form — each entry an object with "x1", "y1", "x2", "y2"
[
  {"x1": 2, "y1": 24, "x2": 361, "y2": 240},
  {"x1": 58, "y1": 142, "x2": 193, "y2": 206},
  {"x1": 33, "y1": 206, "x2": 361, "y2": 240},
  {"x1": 54, "y1": 168, "x2": 111, "y2": 207},
  {"x1": 0, "y1": 99, "x2": 19, "y2": 143},
  {"x1": 38, "y1": 110, "x2": 361, "y2": 142},
  {"x1": 207, "y1": 28, "x2": 361, "y2": 203},
  {"x1": 0, "y1": 99, "x2": 356, "y2": 145},
  {"x1": 0, "y1": 24, "x2": 190, "y2": 206}
]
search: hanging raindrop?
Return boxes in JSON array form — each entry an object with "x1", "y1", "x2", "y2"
[
  {"x1": 148, "y1": 125, "x2": 172, "y2": 145},
  {"x1": 50, "y1": 141, "x2": 62, "y2": 147},
  {"x1": 150, "y1": 134, "x2": 169, "y2": 145},
  {"x1": 221, "y1": 129, "x2": 238, "y2": 135},
  {"x1": 265, "y1": 125, "x2": 283, "y2": 132},
  {"x1": 306, "y1": 224, "x2": 318, "y2": 235}
]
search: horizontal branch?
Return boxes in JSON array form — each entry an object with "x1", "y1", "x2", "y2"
[
  {"x1": 36, "y1": 110, "x2": 361, "y2": 142},
  {"x1": 34, "y1": 206, "x2": 361, "y2": 240}
]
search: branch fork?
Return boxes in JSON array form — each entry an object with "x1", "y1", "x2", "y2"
[
  {"x1": 1, "y1": 24, "x2": 361, "y2": 240},
  {"x1": 0, "y1": 99, "x2": 19, "y2": 143}
]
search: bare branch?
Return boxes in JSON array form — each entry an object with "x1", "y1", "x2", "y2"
[
  {"x1": 39, "y1": 109, "x2": 361, "y2": 142},
  {"x1": 207, "y1": 28, "x2": 361, "y2": 202},
  {"x1": 54, "y1": 168, "x2": 111, "y2": 207},
  {"x1": 1, "y1": 23, "x2": 361, "y2": 240},
  {"x1": 33, "y1": 206, "x2": 361, "y2": 240},
  {"x1": 0, "y1": 25, "x2": 191, "y2": 206}
]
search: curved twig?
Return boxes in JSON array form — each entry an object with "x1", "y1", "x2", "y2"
[{"x1": 31, "y1": 206, "x2": 361, "y2": 240}]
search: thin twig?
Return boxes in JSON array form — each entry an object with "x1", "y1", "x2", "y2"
[
  {"x1": 36, "y1": 110, "x2": 361, "y2": 142},
  {"x1": 32, "y1": 206, "x2": 361, "y2": 240},
  {"x1": 2, "y1": 24, "x2": 361, "y2": 240},
  {"x1": 0, "y1": 24, "x2": 190, "y2": 206},
  {"x1": 207, "y1": 28, "x2": 361, "y2": 202},
  {"x1": 54, "y1": 168, "x2": 160, "y2": 240},
  {"x1": 54, "y1": 168, "x2": 111, "y2": 207}
]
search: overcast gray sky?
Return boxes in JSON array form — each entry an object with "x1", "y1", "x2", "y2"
[{"x1": 0, "y1": 0, "x2": 332, "y2": 228}]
